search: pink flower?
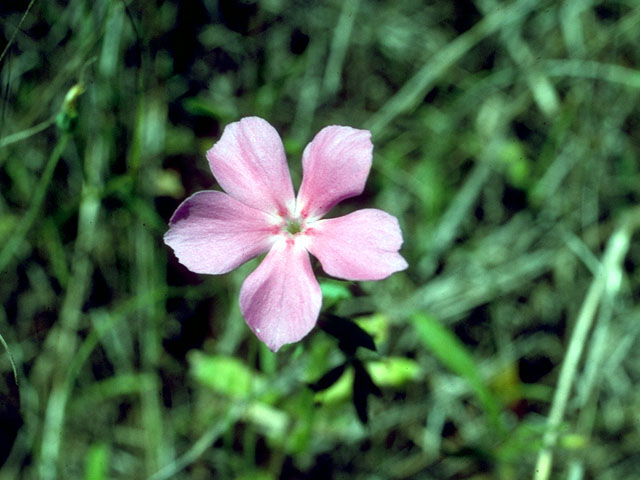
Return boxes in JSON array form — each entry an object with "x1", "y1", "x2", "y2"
[{"x1": 164, "y1": 117, "x2": 407, "y2": 351}]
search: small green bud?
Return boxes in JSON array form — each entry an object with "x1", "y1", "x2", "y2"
[{"x1": 56, "y1": 83, "x2": 85, "y2": 132}]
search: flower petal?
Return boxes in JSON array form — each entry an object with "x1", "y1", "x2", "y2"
[
  {"x1": 240, "y1": 238, "x2": 322, "y2": 351},
  {"x1": 206, "y1": 117, "x2": 295, "y2": 215},
  {"x1": 307, "y1": 209, "x2": 408, "y2": 281},
  {"x1": 164, "y1": 191, "x2": 276, "y2": 274},
  {"x1": 296, "y1": 126, "x2": 373, "y2": 219}
]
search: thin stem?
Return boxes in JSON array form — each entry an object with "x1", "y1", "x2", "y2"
[
  {"x1": 0, "y1": 0, "x2": 38, "y2": 67},
  {"x1": 147, "y1": 403, "x2": 245, "y2": 480},
  {"x1": 0, "y1": 330, "x2": 18, "y2": 385},
  {"x1": 0, "y1": 133, "x2": 69, "y2": 272},
  {"x1": 533, "y1": 212, "x2": 637, "y2": 480},
  {"x1": 0, "y1": 116, "x2": 55, "y2": 150},
  {"x1": 38, "y1": 182, "x2": 102, "y2": 480},
  {"x1": 147, "y1": 361, "x2": 304, "y2": 480},
  {"x1": 321, "y1": 0, "x2": 360, "y2": 98}
]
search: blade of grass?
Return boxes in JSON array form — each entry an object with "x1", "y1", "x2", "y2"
[
  {"x1": 365, "y1": 0, "x2": 539, "y2": 137},
  {"x1": 405, "y1": 248, "x2": 555, "y2": 321},
  {"x1": 130, "y1": 90, "x2": 169, "y2": 474},
  {"x1": 147, "y1": 359, "x2": 305, "y2": 480},
  {"x1": 411, "y1": 312, "x2": 504, "y2": 433},
  {"x1": 0, "y1": 330, "x2": 18, "y2": 385},
  {"x1": 291, "y1": 37, "x2": 324, "y2": 145},
  {"x1": 533, "y1": 209, "x2": 639, "y2": 480},
  {"x1": 475, "y1": 0, "x2": 559, "y2": 117},
  {"x1": 0, "y1": 133, "x2": 69, "y2": 272},
  {"x1": 0, "y1": 0, "x2": 38, "y2": 67},
  {"x1": 542, "y1": 59, "x2": 640, "y2": 89},
  {"x1": 322, "y1": 0, "x2": 360, "y2": 98},
  {"x1": 38, "y1": 144, "x2": 103, "y2": 480},
  {"x1": 0, "y1": 116, "x2": 55, "y2": 150}
]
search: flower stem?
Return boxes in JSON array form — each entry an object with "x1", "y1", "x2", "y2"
[
  {"x1": 0, "y1": 133, "x2": 69, "y2": 272},
  {"x1": 533, "y1": 209, "x2": 639, "y2": 480}
]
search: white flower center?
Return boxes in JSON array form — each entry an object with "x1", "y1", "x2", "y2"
[{"x1": 273, "y1": 211, "x2": 314, "y2": 248}]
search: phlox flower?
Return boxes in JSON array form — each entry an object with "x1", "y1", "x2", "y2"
[{"x1": 164, "y1": 117, "x2": 407, "y2": 351}]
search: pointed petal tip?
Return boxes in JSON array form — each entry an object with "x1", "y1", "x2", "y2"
[
  {"x1": 397, "y1": 255, "x2": 409, "y2": 272},
  {"x1": 297, "y1": 125, "x2": 374, "y2": 218},
  {"x1": 240, "y1": 240, "x2": 322, "y2": 353},
  {"x1": 307, "y1": 208, "x2": 408, "y2": 281},
  {"x1": 246, "y1": 307, "x2": 319, "y2": 353},
  {"x1": 206, "y1": 117, "x2": 295, "y2": 214},
  {"x1": 257, "y1": 332, "x2": 299, "y2": 353}
]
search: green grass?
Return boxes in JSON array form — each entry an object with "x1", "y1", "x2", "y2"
[{"x1": 1, "y1": 0, "x2": 640, "y2": 479}]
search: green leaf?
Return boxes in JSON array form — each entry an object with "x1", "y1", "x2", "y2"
[
  {"x1": 285, "y1": 389, "x2": 315, "y2": 454},
  {"x1": 368, "y1": 357, "x2": 422, "y2": 387},
  {"x1": 84, "y1": 443, "x2": 109, "y2": 480},
  {"x1": 319, "y1": 279, "x2": 352, "y2": 308},
  {"x1": 411, "y1": 313, "x2": 503, "y2": 431},
  {"x1": 314, "y1": 369, "x2": 353, "y2": 404},
  {"x1": 0, "y1": 214, "x2": 19, "y2": 246},
  {"x1": 259, "y1": 342, "x2": 277, "y2": 375},
  {"x1": 235, "y1": 471, "x2": 275, "y2": 480},
  {"x1": 499, "y1": 140, "x2": 531, "y2": 189},
  {"x1": 189, "y1": 352, "x2": 264, "y2": 399},
  {"x1": 560, "y1": 433, "x2": 588, "y2": 450},
  {"x1": 494, "y1": 418, "x2": 545, "y2": 463},
  {"x1": 72, "y1": 374, "x2": 156, "y2": 409},
  {"x1": 244, "y1": 402, "x2": 289, "y2": 440},
  {"x1": 152, "y1": 169, "x2": 184, "y2": 198},
  {"x1": 355, "y1": 313, "x2": 389, "y2": 345}
]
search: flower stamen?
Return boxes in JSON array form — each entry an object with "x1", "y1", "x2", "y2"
[{"x1": 285, "y1": 217, "x2": 303, "y2": 235}]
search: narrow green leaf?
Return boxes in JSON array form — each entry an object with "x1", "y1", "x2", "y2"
[
  {"x1": 244, "y1": 402, "x2": 289, "y2": 440},
  {"x1": 368, "y1": 357, "x2": 422, "y2": 387},
  {"x1": 72, "y1": 374, "x2": 156, "y2": 410},
  {"x1": 314, "y1": 369, "x2": 353, "y2": 404},
  {"x1": 308, "y1": 363, "x2": 347, "y2": 392},
  {"x1": 411, "y1": 313, "x2": 503, "y2": 431},
  {"x1": 84, "y1": 443, "x2": 109, "y2": 480},
  {"x1": 189, "y1": 352, "x2": 263, "y2": 398},
  {"x1": 0, "y1": 331, "x2": 18, "y2": 385}
]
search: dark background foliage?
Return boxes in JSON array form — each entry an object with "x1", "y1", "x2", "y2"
[{"x1": 1, "y1": 0, "x2": 640, "y2": 479}]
